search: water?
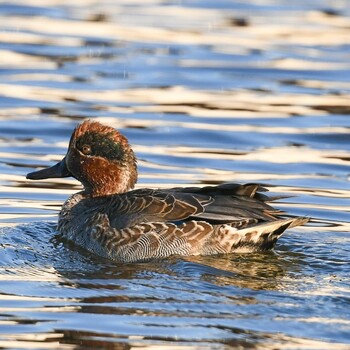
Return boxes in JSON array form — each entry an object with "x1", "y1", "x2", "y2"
[{"x1": 0, "y1": 0, "x2": 349, "y2": 348}]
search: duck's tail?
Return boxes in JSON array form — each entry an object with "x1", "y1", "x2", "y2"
[{"x1": 229, "y1": 217, "x2": 309, "y2": 253}]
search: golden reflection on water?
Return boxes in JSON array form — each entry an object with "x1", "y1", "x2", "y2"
[{"x1": 1, "y1": 83, "x2": 350, "y2": 119}]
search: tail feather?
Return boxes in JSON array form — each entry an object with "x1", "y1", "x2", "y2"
[{"x1": 230, "y1": 217, "x2": 309, "y2": 252}]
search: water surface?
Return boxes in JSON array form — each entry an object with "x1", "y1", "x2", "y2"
[{"x1": 0, "y1": 0, "x2": 349, "y2": 349}]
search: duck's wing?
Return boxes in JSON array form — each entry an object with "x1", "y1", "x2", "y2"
[
  {"x1": 106, "y1": 188, "x2": 207, "y2": 229},
  {"x1": 169, "y1": 183, "x2": 282, "y2": 223},
  {"x1": 105, "y1": 183, "x2": 281, "y2": 230}
]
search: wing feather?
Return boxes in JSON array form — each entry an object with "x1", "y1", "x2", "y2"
[{"x1": 84, "y1": 183, "x2": 284, "y2": 230}]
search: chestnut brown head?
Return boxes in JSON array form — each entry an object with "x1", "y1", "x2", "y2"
[{"x1": 27, "y1": 120, "x2": 137, "y2": 197}]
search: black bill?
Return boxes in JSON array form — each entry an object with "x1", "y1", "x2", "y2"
[{"x1": 26, "y1": 157, "x2": 71, "y2": 180}]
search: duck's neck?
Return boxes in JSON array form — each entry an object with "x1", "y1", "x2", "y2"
[{"x1": 83, "y1": 158, "x2": 137, "y2": 198}]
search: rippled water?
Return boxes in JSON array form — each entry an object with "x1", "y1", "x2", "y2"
[{"x1": 0, "y1": 0, "x2": 349, "y2": 348}]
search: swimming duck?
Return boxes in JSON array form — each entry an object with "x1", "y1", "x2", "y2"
[{"x1": 27, "y1": 120, "x2": 308, "y2": 262}]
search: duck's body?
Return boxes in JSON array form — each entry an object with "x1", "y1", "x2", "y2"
[{"x1": 27, "y1": 121, "x2": 308, "y2": 262}]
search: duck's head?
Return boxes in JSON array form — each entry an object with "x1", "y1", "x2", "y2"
[{"x1": 27, "y1": 120, "x2": 137, "y2": 197}]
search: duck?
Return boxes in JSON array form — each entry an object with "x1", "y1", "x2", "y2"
[{"x1": 26, "y1": 120, "x2": 309, "y2": 263}]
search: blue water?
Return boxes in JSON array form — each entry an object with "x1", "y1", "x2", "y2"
[{"x1": 0, "y1": 0, "x2": 349, "y2": 349}]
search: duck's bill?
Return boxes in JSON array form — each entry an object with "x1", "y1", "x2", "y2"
[{"x1": 26, "y1": 158, "x2": 71, "y2": 180}]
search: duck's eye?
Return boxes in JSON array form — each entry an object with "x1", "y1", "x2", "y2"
[{"x1": 81, "y1": 144, "x2": 92, "y2": 155}]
